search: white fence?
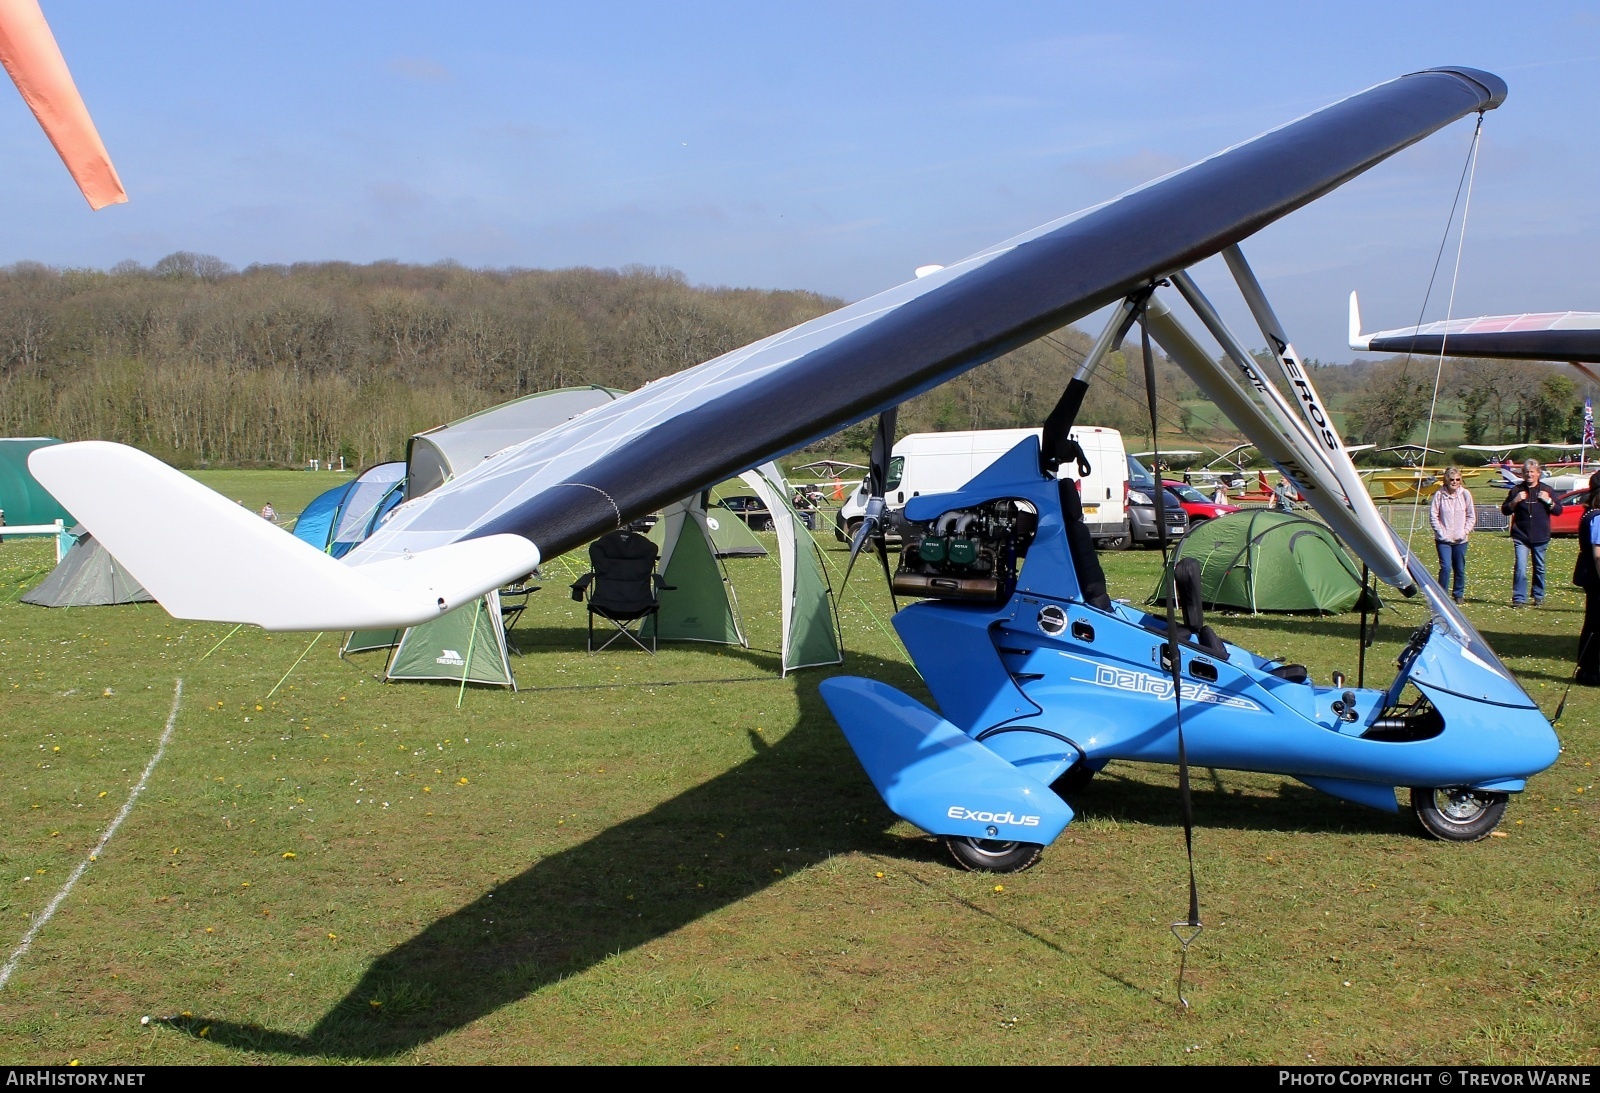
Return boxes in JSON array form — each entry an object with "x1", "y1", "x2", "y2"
[{"x1": 0, "y1": 519, "x2": 69, "y2": 562}]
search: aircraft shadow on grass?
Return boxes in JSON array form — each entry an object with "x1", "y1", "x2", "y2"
[{"x1": 187, "y1": 644, "x2": 1448, "y2": 1058}]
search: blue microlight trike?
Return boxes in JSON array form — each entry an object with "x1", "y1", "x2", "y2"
[{"x1": 820, "y1": 436, "x2": 1561, "y2": 872}]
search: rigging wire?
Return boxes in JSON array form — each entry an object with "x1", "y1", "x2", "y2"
[
  {"x1": 1135, "y1": 300, "x2": 1202, "y2": 1011},
  {"x1": 1402, "y1": 114, "x2": 1484, "y2": 550}
]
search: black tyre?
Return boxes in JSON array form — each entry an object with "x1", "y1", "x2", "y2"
[
  {"x1": 1409, "y1": 786, "x2": 1508, "y2": 842},
  {"x1": 942, "y1": 836, "x2": 1044, "y2": 873},
  {"x1": 1099, "y1": 534, "x2": 1131, "y2": 551}
]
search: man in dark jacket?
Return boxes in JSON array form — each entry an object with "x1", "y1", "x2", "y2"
[{"x1": 1501, "y1": 459, "x2": 1564, "y2": 606}]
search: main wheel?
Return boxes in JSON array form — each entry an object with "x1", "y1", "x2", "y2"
[
  {"x1": 942, "y1": 836, "x2": 1044, "y2": 873},
  {"x1": 1099, "y1": 533, "x2": 1131, "y2": 551},
  {"x1": 1409, "y1": 786, "x2": 1508, "y2": 842}
]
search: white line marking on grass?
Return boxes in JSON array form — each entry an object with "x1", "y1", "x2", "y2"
[{"x1": 0, "y1": 677, "x2": 184, "y2": 991}]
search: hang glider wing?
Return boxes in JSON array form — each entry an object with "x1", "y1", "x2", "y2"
[
  {"x1": 0, "y1": 0, "x2": 125, "y2": 208},
  {"x1": 1205, "y1": 443, "x2": 1258, "y2": 467},
  {"x1": 1350, "y1": 292, "x2": 1600, "y2": 363},
  {"x1": 33, "y1": 67, "x2": 1504, "y2": 631}
]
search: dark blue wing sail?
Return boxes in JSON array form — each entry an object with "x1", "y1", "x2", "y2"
[
  {"x1": 355, "y1": 68, "x2": 1505, "y2": 571},
  {"x1": 31, "y1": 69, "x2": 1509, "y2": 632}
]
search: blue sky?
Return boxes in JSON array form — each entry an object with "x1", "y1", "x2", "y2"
[{"x1": 3, "y1": 1, "x2": 1599, "y2": 361}]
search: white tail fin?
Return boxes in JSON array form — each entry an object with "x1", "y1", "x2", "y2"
[{"x1": 28, "y1": 442, "x2": 540, "y2": 631}]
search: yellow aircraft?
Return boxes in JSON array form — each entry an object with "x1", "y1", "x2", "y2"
[{"x1": 1365, "y1": 446, "x2": 1482, "y2": 500}]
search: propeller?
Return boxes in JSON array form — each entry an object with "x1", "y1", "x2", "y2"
[{"x1": 842, "y1": 408, "x2": 899, "y2": 611}]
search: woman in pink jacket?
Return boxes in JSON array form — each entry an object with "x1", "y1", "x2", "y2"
[{"x1": 1429, "y1": 467, "x2": 1475, "y2": 604}]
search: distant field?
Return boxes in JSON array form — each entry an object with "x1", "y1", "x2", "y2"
[
  {"x1": 0, "y1": 486, "x2": 1595, "y2": 1064},
  {"x1": 186, "y1": 470, "x2": 355, "y2": 523}
]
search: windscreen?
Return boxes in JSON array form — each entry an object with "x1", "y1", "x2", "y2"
[{"x1": 1393, "y1": 527, "x2": 1526, "y2": 692}]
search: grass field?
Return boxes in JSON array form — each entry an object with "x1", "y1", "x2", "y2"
[{"x1": 0, "y1": 501, "x2": 1595, "y2": 1065}]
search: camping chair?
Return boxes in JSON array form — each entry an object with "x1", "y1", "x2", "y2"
[
  {"x1": 498, "y1": 576, "x2": 540, "y2": 633},
  {"x1": 570, "y1": 530, "x2": 675, "y2": 653}
]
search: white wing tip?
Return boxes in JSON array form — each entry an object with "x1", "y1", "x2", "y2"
[
  {"x1": 1348, "y1": 291, "x2": 1371, "y2": 350},
  {"x1": 28, "y1": 441, "x2": 540, "y2": 631}
]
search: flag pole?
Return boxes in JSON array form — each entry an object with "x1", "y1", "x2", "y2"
[{"x1": 1584, "y1": 396, "x2": 1594, "y2": 475}]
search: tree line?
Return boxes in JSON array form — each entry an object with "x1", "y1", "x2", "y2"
[
  {"x1": 0, "y1": 254, "x2": 1212, "y2": 468},
  {"x1": 1344, "y1": 355, "x2": 1592, "y2": 451},
  {"x1": 10, "y1": 251, "x2": 1578, "y2": 469}
]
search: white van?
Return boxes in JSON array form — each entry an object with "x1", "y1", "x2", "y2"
[{"x1": 835, "y1": 427, "x2": 1129, "y2": 547}]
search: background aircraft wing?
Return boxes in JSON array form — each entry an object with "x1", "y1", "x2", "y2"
[
  {"x1": 35, "y1": 67, "x2": 1505, "y2": 630},
  {"x1": 1350, "y1": 293, "x2": 1600, "y2": 362}
]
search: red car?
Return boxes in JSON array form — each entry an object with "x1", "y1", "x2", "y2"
[
  {"x1": 1163, "y1": 480, "x2": 1241, "y2": 526},
  {"x1": 1549, "y1": 489, "x2": 1588, "y2": 537}
]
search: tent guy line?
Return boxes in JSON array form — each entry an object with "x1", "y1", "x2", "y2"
[{"x1": 0, "y1": 678, "x2": 184, "y2": 991}]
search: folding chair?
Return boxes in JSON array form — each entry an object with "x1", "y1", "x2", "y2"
[
  {"x1": 570, "y1": 530, "x2": 674, "y2": 653},
  {"x1": 498, "y1": 577, "x2": 540, "y2": 633}
]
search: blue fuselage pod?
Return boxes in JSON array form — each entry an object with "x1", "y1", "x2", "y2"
[
  {"x1": 822, "y1": 435, "x2": 1560, "y2": 848},
  {"x1": 819, "y1": 676, "x2": 1074, "y2": 845}
]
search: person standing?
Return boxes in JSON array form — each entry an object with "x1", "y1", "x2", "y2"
[
  {"x1": 1273, "y1": 475, "x2": 1296, "y2": 512},
  {"x1": 1211, "y1": 482, "x2": 1229, "y2": 506},
  {"x1": 1501, "y1": 459, "x2": 1563, "y2": 607},
  {"x1": 1429, "y1": 466, "x2": 1475, "y2": 604},
  {"x1": 1573, "y1": 472, "x2": 1600, "y2": 685}
]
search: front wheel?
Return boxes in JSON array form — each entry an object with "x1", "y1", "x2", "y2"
[
  {"x1": 1410, "y1": 786, "x2": 1508, "y2": 842},
  {"x1": 942, "y1": 836, "x2": 1044, "y2": 873}
]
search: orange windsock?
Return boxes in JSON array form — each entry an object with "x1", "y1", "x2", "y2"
[{"x1": 0, "y1": 0, "x2": 125, "y2": 210}]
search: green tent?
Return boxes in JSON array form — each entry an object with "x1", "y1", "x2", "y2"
[
  {"x1": 342, "y1": 627, "x2": 401, "y2": 655},
  {"x1": 640, "y1": 462, "x2": 841, "y2": 673},
  {"x1": 1151, "y1": 510, "x2": 1371, "y2": 615},
  {"x1": 345, "y1": 592, "x2": 515, "y2": 692},
  {"x1": 342, "y1": 463, "x2": 841, "y2": 685},
  {"x1": 0, "y1": 438, "x2": 72, "y2": 528},
  {"x1": 744, "y1": 463, "x2": 843, "y2": 674},
  {"x1": 702, "y1": 502, "x2": 767, "y2": 557},
  {"x1": 647, "y1": 499, "x2": 747, "y2": 646}
]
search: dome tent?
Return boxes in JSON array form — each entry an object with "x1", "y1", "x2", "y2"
[
  {"x1": 405, "y1": 386, "x2": 624, "y2": 500},
  {"x1": 1150, "y1": 509, "x2": 1373, "y2": 615},
  {"x1": 292, "y1": 462, "x2": 407, "y2": 558},
  {"x1": 22, "y1": 525, "x2": 153, "y2": 607}
]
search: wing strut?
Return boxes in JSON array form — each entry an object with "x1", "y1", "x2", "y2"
[{"x1": 1151, "y1": 279, "x2": 1416, "y2": 594}]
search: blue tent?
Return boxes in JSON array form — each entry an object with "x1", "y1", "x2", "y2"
[{"x1": 293, "y1": 462, "x2": 406, "y2": 558}]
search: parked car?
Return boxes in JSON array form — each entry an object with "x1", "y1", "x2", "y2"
[
  {"x1": 1127, "y1": 486, "x2": 1189, "y2": 547},
  {"x1": 1163, "y1": 479, "x2": 1240, "y2": 526},
  {"x1": 1117, "y1": 456, "x2": 1188, "y2": 548},
  {"x1": 1548, "y1": 489, "x2": 1587, "y2": 537},
  {"x1": 715, "y1": 494, "x2": 774, "y2": 531}
]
